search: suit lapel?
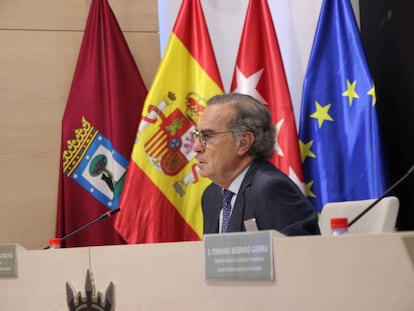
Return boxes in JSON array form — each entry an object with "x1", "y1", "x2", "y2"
[
  {"x1": 227, "y1": 161, "x2": 259, "y2": 232},
  {"x1": 207, "y1": 185, "x2": 224, "y2": 233},
  {"x1": 211, "y1": 193, "x2": 223, "y2": 233}
]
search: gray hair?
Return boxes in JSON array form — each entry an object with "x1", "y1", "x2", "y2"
[{"x1": 207, "y1": 93, "x2": 275, "y2": 160}]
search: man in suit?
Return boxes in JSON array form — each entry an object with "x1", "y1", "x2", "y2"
[{"x1": 192, "y1": 93, "x2": 320, "y2": 235}]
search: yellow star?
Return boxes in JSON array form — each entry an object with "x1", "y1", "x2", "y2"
[
  {"x1": 367, "y1": 84, "x2": 376, "y2": 106},
  {"x1": 299, "y1": 139, "x2": 316, "y2": 163},
  {"x1": 305, "y1": 181, "x2": 316, "y2": 198},
  {"x1": 342, "y1": 79, "x2": 359, "y2": 106},
  {"x1": 310, "y1": 101, "x2": 334, "y2": 128}
]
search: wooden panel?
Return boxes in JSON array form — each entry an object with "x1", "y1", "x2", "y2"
[
  {"x1": 0, "y1": 30, "x2": 78, "y2": 249},
  {"x1": 0, "y1": 0, "x2": 159, "y2": 249},
  {"x1": 126, "y1": 32, "x2": 160, "y2": 88},
  {"x1": 0, "y1": 0, "x2": 158, "y2": 31}
]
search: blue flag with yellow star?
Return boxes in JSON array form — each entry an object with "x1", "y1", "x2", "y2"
[{"x1": 299, "y1": 0, "x2": 388, "y2": 212}]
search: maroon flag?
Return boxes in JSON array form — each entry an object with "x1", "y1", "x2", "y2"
[
  {"x1": 231, "y1": 0, "x2": 304, "y2": 189},
  {"x1": 56, "y1": 0, "x2": 147, "y2": 247}
]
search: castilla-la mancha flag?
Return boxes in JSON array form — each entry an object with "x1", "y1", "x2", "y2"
[
  {"x1": 56, "y1": 0, "x2": 147, "y2": 247},
  {"x1": 114, "y1": 0, "x2": 224, "y2": 243},
  {"x1": 231, "y1": 0, "x2": 304, "y2": 189}
]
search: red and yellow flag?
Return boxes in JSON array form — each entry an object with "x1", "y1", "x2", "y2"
[
  {"x1": 115, "y1": 0, "x2": 223, "y2": 243},
  {"x1": 231, "y1": 0, "x2": 304, "y2": 189}
]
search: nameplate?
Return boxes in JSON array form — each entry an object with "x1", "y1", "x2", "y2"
[
  {"x1": 0, "y1": 244, "x2": 17, "y2": 277},
  {"x1": 204, "y1": 231, "x2": 274, "y2": 281}
]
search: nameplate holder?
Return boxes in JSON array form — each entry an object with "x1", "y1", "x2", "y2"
[
  {"x1": 204, "y1": 230, "x2": 274, "y2": 281},
  {"x1": 0, "y1": 244, "x2": 18, "y2": 277}
]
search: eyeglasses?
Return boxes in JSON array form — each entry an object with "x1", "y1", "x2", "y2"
[{"x1": 191, "y1": 129, "x2": 233, "y2": 147}]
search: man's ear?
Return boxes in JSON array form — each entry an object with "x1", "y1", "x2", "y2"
[{"x1": 237, "y1": 132, "x2": 254, "y2": 155}]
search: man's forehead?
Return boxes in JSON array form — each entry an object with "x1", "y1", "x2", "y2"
[{"x1": 201, "y1": 104, "x2": 233, "y2": 121}]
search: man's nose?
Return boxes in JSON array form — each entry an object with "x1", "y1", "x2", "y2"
[{"x1": 192, "y1": 137, "x2": 204, "y2": 153}]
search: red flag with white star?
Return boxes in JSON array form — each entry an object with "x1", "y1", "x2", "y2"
[{"x1": 230, "y1": 0, "x2": 304, "y2": 189}]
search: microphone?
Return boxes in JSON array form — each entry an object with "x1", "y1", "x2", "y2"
[
  {"x1": 44, "y1": 207, "x2": 120, "y2": 249},
  {"x1": 348, "y1": 165, "x2": 414, "y2": 228}
]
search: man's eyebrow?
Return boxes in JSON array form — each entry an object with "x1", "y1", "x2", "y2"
[
  {"x1": 196, "y1": 127, "x2": 213, "y2": 132},
  {"x1": 199, "y1": 129, "x2": 216, "y2": 134}
]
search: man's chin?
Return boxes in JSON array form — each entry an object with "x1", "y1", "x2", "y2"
[{"x1": 197, "y1": 164, "x2": 209, "y2": 178}]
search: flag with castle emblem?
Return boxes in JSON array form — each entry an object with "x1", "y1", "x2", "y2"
[
  {"x1": 299, "y1": 0, "x2": 387, "y2": 212},
  {"x1": 114, "y1": 0, "x2": 224, "y2": 243},
  {"x1": 230, "y1": 0, "x2": 304, "y2": 190},
  {"x1": 56, "y1": 0, "x2": 147, "y2": 247}
]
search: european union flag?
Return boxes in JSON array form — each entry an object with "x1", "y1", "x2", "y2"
[{"x1": 299, "y1": 0, "x2": 388, "y2": 212}]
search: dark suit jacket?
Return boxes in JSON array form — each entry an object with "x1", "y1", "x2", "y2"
[{"x1": 202, "y1": 159, "x2": 320, "y2": 236}]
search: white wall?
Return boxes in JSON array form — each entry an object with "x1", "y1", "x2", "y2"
[{"x1": 158, "y1": 0, "x2": 359, "y2": 128}]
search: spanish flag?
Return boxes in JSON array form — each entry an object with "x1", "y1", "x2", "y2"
[{"x1": 114, "y1": 0, "x2": 223, "y2": 243}]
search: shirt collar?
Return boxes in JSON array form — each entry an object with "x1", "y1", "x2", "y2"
[{"x1": 224, "y1": 163, "x2": 251, "y2": 195}]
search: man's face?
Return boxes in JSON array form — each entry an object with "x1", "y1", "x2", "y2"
[{"x1": 192, "y1": 104, "x2": 240, "y2": 188}]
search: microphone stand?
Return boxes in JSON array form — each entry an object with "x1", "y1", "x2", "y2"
[
  {"x1": 44, "y1": 207, "x2": 120, "y2": 249},
  {"x1": 348, "y1": 165, "x2": 414, "y2": 228}
]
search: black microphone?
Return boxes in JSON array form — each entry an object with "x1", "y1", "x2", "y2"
[
  {"x1": 44, "y1": 207, "x2": 120, "y2": 249},
  {"x1": 348, "y1": 165, "x2": 414, "y2": 228}
]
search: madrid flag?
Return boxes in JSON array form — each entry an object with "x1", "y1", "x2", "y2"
[
  {"x1": 231, "y1": 0, "x2": 304, "y2": 188},
  {"x1": 115, "y1": 0, "x2": 224, "y2": 243},
  {"x1": 56, "y1": 0, "x2": 147, "y2": 247}
]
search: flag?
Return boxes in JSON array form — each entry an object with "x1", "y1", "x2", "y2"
[
  {"x1": 56, "y1": 0, "x2": 147, "y2": 247},
  {"x1": 114, "y1": 0, "x2": 224, "y2": 243},
  {"x1": 230, "y1": 0, "x2": 304, "y2": 188},
  {"x1": 299, "y1": 0, "x2": 388, "y2": 212}
]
